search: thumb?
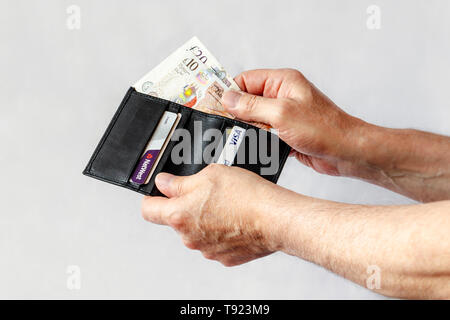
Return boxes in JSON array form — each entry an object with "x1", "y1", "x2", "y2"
[
  {"x1": 155, "y1": 172, "x2": 188, "y2": 198},
  {"x1": 222, "y1": 90, "x2": 283, "y2": 126}
]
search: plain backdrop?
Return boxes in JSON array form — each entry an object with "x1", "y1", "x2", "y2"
[{"x1": 1, "y1": 0, "x2": 449, "y2": 299}]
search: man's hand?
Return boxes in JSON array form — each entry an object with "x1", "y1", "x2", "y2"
[
  {"x1": 141, "y1": 164, "x2": 290, "y2": 267},
  {"x1": 140, "y1": 69, "x2": 450, "y2": 298},
  {"x1": 141, "y1": 164, "x2": 450, "y2": 299},
  {"x1": 222, "y1": 68, "x2": 450, "y2": 202},
  {"x1": 221, "y1": 68, "x2": 362, "y2": 176}
]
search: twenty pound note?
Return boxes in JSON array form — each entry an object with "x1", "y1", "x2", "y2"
[
  {"x1": 133, "y1": 37, "x2": 270, "y2": 130},
  {"x1": 134, "y1": 37, "x2": 239, "y2": 118}
]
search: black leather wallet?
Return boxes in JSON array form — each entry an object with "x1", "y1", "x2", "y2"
[{"x1": 83, "y1": 87, "x2": 291, "y2": 196}]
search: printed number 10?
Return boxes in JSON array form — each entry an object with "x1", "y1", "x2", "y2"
[{"x1": 184, "y1": 58, "x2": 199, "y2": 71}]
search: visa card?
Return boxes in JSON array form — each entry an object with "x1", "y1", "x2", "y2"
[
  {"x1": 130, "y1": 111, "x2": 179, "y2": 185},
  {"x1": 216, "y1": 126, "x2": 246, "y2": 166}
]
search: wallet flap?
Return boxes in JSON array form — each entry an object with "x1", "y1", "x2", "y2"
[{"x1": 84, "y1": 89, "x2": 167, "y2": 185}]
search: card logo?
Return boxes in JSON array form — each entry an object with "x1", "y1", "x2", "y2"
[
  {"x1": 131, "y1": 150, "x2": 160, "y2": 184},
  {"x1": 229, "y1": 129, "x2": 243, "y2": 146}
]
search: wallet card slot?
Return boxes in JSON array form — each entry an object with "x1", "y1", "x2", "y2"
[
  {"x1": 232, "y1": 123, "x2": 285, "y2": 181},
  {"x1": 154, "y1": 112, "x2": 226, "y2": 184},
  {"x1": 218, "y1": 117, "x2": 287, "y2": 182},
  {"x1": 87, "y1": 92, "x2": 168, "y2": 185},
  {"x1": 138, "y1": 106, "x2": 192, "y2": 195},
  {"x1": 147, "y1": 122, "x2": 228, "y2": 196}
]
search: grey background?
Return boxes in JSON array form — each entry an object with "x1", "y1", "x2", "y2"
[{"x1": 1, "y1": 0, "x2": 449, "y2": 299}]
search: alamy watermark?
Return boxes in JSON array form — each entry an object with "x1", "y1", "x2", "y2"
[
  {"x1": 366, "y1": 265, "x2": 381, "y2": 290},
  {"x1": 366, "y1": 5, "x2": 381, "y2": 30},
  {"x1": 66, "y1": 265, "x2": 81, "y2": 290},
  {"x1": 66, "y1": 5, "x2": 81, "y2": 30},
  {"x1": 167, "y1": 121, "x2": 280, "y2": 176}
]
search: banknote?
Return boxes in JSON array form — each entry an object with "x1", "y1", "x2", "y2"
[
  {"x1": 134, "y1": 37, "x2": 239, "y2": 118},
  {"x1": 134, "y1": 37, "x2": 270, "y2": 130}
]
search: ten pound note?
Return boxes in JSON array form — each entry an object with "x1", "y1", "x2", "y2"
[{"x1": 133, "y1": 37, "x2": 270, "y2": 130}]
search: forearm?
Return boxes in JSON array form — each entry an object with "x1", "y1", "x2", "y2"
[
  {"x1": 346, "y1": 121, "x2": 450, "y2": 202},
  {"x1": 264, "y1": 191, "x2": 450, "y2": 299}
]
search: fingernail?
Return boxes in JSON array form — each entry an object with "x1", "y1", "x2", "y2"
[
  {"x1": 221, "y1": 90, "x2": 242, "y2": 109},
  {"x1": 155, "y1": 173, "x2": 175, "y2": 189}
]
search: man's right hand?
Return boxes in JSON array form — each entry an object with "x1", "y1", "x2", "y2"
[
  {"x1": 221, "y1": 68, "x2": 365, "y2": 177},
  {"x1": 221, "y1": 68, "x2": 450, "y2": 202}
]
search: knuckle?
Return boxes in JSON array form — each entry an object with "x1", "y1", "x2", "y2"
[
  {"x1": 202, "y1": 252, "x2": 217, "y2": 260},
  {"x1": 168, "y1": 212, "x2": 186, "y2": 230},
  {"x1": 183, "y1": 238, "x2": 200, "y2": 250},
  {"x1": 175, "y1": 179, "x2": 185, "y2": 196},
  {"x1": 243, "y1": 94, "x2": 259, "y2": 113},
  {"x1": 220, "y1": 258, "x2": 237, "y2": 267},
  {"x1": 299, "y1": 83, "x2": 313, "y2": 101},
  {"x1": 284, "y1": 68, "x2": 304, "y2": 79},
  {"x1": 207, "y1": 163, "x2": 223, "y2": 173},
  {"x1": 272, "y1": 99, "x2": 292, "y2": 125},
  {"x1": 202, "y1": 163, "x2": 223, "y2": 178},
  {"x1": 142, "y1": 212, "x2": 159, "y2": 224}
]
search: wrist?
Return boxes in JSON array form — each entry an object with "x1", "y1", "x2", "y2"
[
  {"x1": 339, "y1": 120, "x2": 448, "y2": 200},
  {"x1": 264, "y1": 191, "x2": 335, "y2": 260},
  {"x1": 258, "y1": 186, "x2": 312, "y2": 253},
  {"x1": 336, "y1": 118, "x2": 391, "y2": 181},
  {"x1": 350, "y1": 124, "x2": 450, "y2": 201}
]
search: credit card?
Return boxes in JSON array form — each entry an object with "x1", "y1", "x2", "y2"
[
  {"x1": 130, "y1": 112, "x2": 179, "y2": 185},
  {"x1": 216, "y1": 126, "x2": 246, "y2": 166},
  {"x1": 143, "y1": 113, "x2": 181, "y2": 185}
]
